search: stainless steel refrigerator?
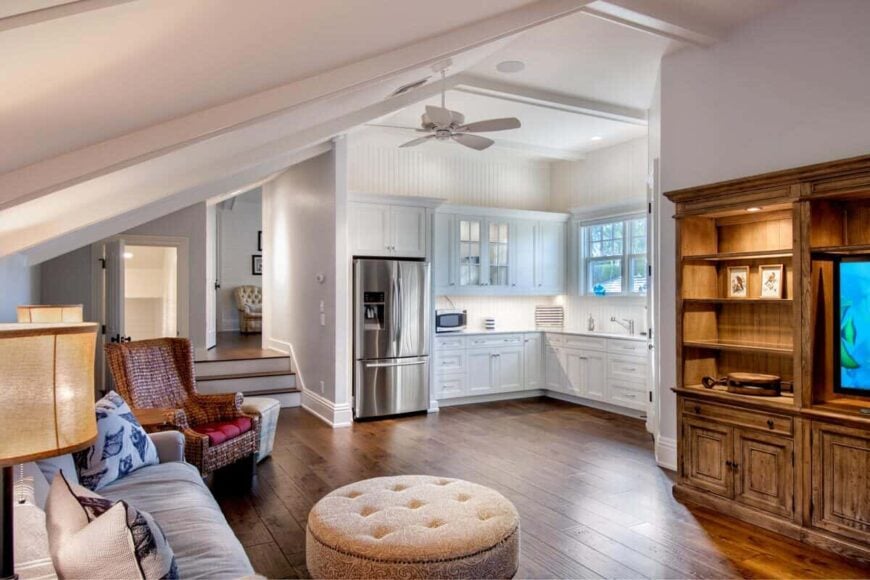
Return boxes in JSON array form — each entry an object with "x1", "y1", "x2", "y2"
[{"x1": 353, "y1": 259, "x2": 430, "y2": 419}]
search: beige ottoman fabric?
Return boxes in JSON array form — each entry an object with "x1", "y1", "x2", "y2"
[
  {"x1": 306, "y1": 475, "x2": 519, "y2": 579},
  {"x1": 241, "y1": 396, "x2": 280, "y2": 463}
]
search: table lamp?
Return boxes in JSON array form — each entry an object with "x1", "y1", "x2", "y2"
[{"x1": 0, "y1": 323, "x2": 98, "y2": 580}]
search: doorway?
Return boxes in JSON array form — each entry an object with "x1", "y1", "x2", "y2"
[{"x1": 123, "y1": 245, "x2": 178, "y2": 341}]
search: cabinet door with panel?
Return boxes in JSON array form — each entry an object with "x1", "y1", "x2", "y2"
[
  {"x1": 564, "y1": 349, "x2": 585, "y2": 397},
  {"x1": 511, "y1": 220, "x2": 536, "y2": 293},
  {"x1": 350, "y1": 203, "x2": 391, "y2": 256},
  {"x1": 734, "y1": 429, "x2": 794, "y2": 518},
  {"x1": 583, "y1": 350, "x2": 607, "y2": 401},
  {"x1": 433, "y1": 213, "x2": 456, "y2": 293},
  {"x1": 466, "y1": 349, "x2": 494, "y2": 394},
  {"x1": 811, "y1": 422, "x2": 870, "y2": 543},
  {"x1": 683, "y1": 416, "x2": 734, "y2": 498},
  {"x1": 523, "y1": 333, "x2": 543, "y2": 389},
  {"x1": 494, "y1": 346, "x2": 524, "y2": 392},
  {"x1": 536, "y1": 221, "x2": 565, "y2": 293},
  {"x1": 391, "y1": 205, "x2": 427, "y2": 258},
  {"x1": 544, "y1": 346, "x2": 566, "y2": 392},
  {"x1": 457, "y1": 217, "x2": 484, "y2": 290},
  {"x1": 434, "y1": 374, "x2": 466, "y2": 399}
]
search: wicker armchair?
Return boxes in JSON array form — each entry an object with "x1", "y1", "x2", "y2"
[
  {"x1": 234, "y1": 285, "x2": 262, "y2": 334},
  {"x1": 105, "y1": 338, "x2": 260, "y2": 476}
]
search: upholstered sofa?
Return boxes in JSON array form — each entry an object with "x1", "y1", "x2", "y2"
[
  {"x1": 16, "y1": 431, "x2": 254, "y2": 579},
  {"x1": 234, "y1": 285, "x2": 262, "y2": 333}
]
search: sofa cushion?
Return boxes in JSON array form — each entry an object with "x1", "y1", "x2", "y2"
[
  {"x1": 194, "y1": 416, "x2": 253, "y2": 446},
  {"x1": 100, "y1": 461, "x2": 254, "y2": 579},
  {"x1": 74, "y1": 391, "x2": 159, "y2": 490},
  {"x1": 46, "y1": 472, "x2": 177, "y2": 579}
]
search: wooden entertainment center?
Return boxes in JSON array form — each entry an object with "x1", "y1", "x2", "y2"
[{"x1": 666, "y1": 154, "x2": 870, "y2": 564}]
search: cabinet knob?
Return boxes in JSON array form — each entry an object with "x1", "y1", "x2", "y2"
[
  {"x1": 766, "y1": 419, "x2": 774, "y2": 429},
  {"x1": 694, "y1": 405, "x2": 701, "y2": 414}
]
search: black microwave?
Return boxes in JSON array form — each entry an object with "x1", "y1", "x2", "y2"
[{"x1": 435, "y1": 309, "x2": 466, "y2": 333}]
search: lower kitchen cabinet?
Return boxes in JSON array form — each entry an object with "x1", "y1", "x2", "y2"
[{"x1": 434, "y1": 332, "x2": 648, "y2": 415}]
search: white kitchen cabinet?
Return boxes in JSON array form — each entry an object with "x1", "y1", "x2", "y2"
[
  {"x1": 434, "y1": 373, "x2": 467, "y2": 399},
  {"x1": 391, "y1": 205, "x2": 427, "y2": 257},
  {"x1": 544, "y1": 345, "x2": 566, "y2": 392},
  {"x1": 583, "y1": 350, "x2": 607, "y2": 401},
  {"x1": 523, "y1": 332, "x2": 543, "y2": 389},
  {"x1": 564, "y1": 349, "x2": 585, "y2": 396},
  {"x1": 349, "y1": 202, "x2": 427, "y2": 258},
  {"x1": 466, "y1": 350, "x2": 495, "y2": 395},
  {"x1": 535, "y1": 220, "x2": 565, "y2": 293},
  {"x1": 433, "y1": 205, "x2": 569, "y2": 296},
  {"x1": 494, "y1": 346, "x2": 524, "y2": 391}
]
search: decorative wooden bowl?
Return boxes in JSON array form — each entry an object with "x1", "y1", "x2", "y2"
[{"x1": 702, "y1": 372, "x2": 782, "y2": 396}]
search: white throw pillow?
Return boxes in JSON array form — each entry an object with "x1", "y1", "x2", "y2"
[
  {"x1": 45, "y1": 472, "x2": 177, "y2": 579},
  {"x1": 74, "y1": 391, "x2": 159, "y2": 490}
]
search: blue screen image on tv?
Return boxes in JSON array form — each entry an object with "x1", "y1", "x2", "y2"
[{"x1": 839, "y1": 261, "x2": 870, "y2": 393}]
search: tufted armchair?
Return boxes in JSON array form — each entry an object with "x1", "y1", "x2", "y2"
[
  {"x1": 105, "y1": 338, "x2": 260, "y2": 476},
  {"x1": 234, "y1": 285, "x2": 262, "y2": 334}
]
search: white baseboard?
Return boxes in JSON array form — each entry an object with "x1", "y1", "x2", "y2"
[
  {"x1": 302, "y1": 389, "x2": 353, "y2": 428},
  {"x1": 655, "y1": 436, "x2": 678, "y2": 471},
  {"x1": 437, "y1": 390, "x2": 545, "y2": 407},
  {"x1": 545, "y1": 391, "x2": 646, "y2": 419}
]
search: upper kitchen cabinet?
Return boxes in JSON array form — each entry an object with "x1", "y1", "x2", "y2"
[
  {"x1": 348, "y1": 195, "x2": 444, "y2": 259},
  {"x1": 433, "y1": 204, "x2": 569, "y2": 296}
]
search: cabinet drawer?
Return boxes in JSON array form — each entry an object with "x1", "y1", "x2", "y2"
[
  {"x1": 435, "y1": 335, "x2": 466, "y2": 350},
  {"x1": 608, "y1": 339, "x2": 647, "y2": 356},
  {"x1": 608, "y1": 381, "x2": 647, "y2": 410},
  {"x1": 434, "y1": 373, "x2": 466, "y2": 400},
  {"x1": 682, "y1": 399, "x2": 793, "y2": 436},
  {"x1": 435, "y1": 350, "x2": 466, "y2": 373},
  {"x1": 608, "y1": 355, "x2": 648, "y2": 384},
  {"x1": 563, "y1": 335, "x2": 607, "y2": 351},
  {"x1": 467, "y1": 334, "x2": 523, "y2": 348}
]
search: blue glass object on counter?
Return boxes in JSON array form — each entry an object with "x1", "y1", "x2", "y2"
[{"x1": 593, "y1": 284, "x2": 606, "y2": 296}]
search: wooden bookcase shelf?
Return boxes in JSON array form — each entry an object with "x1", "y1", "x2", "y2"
[
  {"x1": 667, "y1": 154, "x2": 870, "y2": 564},
  {"x1": 683, "y1": 339, "x2": 793, "y2": 355}
]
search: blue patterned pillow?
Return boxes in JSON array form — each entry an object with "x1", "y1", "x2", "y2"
[{"x1": 74, "y1": 391, "x2": 159, "y2": 490}]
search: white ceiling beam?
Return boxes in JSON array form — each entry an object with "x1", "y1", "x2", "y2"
[
  {"x1": 0, "y1": 0, "x2": 592, "y2": 213},
  {"x1": 581, "y1": 0, "x2": 722, "y2": 46},
  {"x1": 0, "y1": 0, "x2": 134, "y2": 32},
  {"x1": 453, "y1": 74, "x2": 647, "y2": 126}
]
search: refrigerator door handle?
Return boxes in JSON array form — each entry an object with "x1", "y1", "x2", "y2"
[{"x1": 365, "y1": 359, "x2": 427, "y2": 369}]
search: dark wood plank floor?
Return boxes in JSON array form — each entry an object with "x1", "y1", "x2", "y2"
[
  {"x1": 216, "y1": 398, "x2": 869, "y2": 579},
  {"x1": 198, "y1": 331, "x2": 286, "y2": 361}
]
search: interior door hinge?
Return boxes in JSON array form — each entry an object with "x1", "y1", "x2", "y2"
[
  {"x1": 99, "y1": 258, "x2": 106, "y2": 269},
  {"x1": 648, "y1": 202, "x2": 652, "y2": 214},
  {"x1": 101, "y1": 324, "x2": 106, "y2": 335},
  {"x1": 648, "y1": 264, "x2": 652, "y2": 277}
]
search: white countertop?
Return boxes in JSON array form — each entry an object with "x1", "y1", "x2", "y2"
[{"x1": 437, "y1": 329, "x2": 647, "y2": 342}]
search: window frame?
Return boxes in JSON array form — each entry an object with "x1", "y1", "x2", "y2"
[{"x1": 579, "y1": 213, "x2": 648, "y2": 297}]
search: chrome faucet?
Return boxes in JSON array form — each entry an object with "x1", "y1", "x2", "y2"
[{"x1": 610, "y1": 316, "x2": 635, "y2": 335}]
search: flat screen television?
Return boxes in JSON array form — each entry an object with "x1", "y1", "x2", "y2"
[{"x1": 834, "y1": 258, "x2": 870, "y2": 396}]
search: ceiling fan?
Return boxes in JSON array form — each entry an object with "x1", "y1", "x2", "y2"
[{"x1": 399, "y1": 71, "x2": 521, "y2": 151}]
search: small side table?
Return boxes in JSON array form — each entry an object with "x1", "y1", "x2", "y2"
[{"x1": 133, "y1": 407, "x2": 178, "y2": 432}]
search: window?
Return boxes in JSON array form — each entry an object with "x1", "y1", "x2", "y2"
[{"x1": 581, "y1": 215, "x2": 647, "y2": 296}]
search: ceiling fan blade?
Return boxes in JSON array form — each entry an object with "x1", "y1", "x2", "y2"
[
  {"x1": 425, "y1": 105, "x2": 454, "y2": 127},
  {"x1": 399, "y1": 135, "x2": 435, "y2": 148},
  {"x1": 458, "y1": 117, "x2": 521, "y2": 133},
  {"x1": 452, "y1": 133, "x2": 494, "y2": 151}
]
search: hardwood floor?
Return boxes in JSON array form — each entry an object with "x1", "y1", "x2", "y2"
[
  {"x1": 198, "y1": 331, "x2": 286, "y2": 361},
  {"x1": 216, "y1": 399, "x2": 868, "y2": 579}
]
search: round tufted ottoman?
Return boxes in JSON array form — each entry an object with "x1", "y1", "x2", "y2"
[{"x1": 306, "y1": 475, "x2": 520, "y2": 579}]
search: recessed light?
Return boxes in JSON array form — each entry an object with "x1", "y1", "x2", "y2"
[
  {"x1": 496, "y1": 60, "x2": 525, "y2": 74},
  {"x1": 746, "y1": 207, "x2": 762, "y2": 213},
  {"x1": 590, "y1": 136, "x2": 603, "y2": 141},
  {"x1": 123, "y1": 252, "x2": 134, "y2": 259}
]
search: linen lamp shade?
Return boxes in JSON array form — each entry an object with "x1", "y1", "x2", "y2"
[
  {"x1": 0, "y1": 323, "x2": 97, "y2": 466},
  {"x1": 16, "y1": 305, "x2": 83, "y2": 324}
]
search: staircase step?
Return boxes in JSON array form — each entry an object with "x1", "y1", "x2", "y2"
[
  {"x1": 196, "y1": 372, "x2": 296, "y2": 396},
  {"x1": 198, "y1": 370, "x2": 294, "y2": 382},
  {"x1": 195, "y1": 356, "x2": 291, "y2": 377}
]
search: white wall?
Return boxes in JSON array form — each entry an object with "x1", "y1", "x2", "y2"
[
  {"x1": 0, "y1": 254, "x2": 40, "y2": 322},
  {"x1": 348, "y1": 132, "x2": 552, "y2": 210},
  {"x1": 550, "y1": 138, "x2": 648, "y2": 212},
  {"x1": 657, "y1": 0, "x2": 870, "y2": 446},
  {"x1": 264, "y1": 145, "x2": 350, "y2": 424},
  {"x1": 217, "y1": 190, "x2": 263, "y2": 332}
]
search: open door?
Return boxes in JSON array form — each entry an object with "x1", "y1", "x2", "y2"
[{"x1": 104, "y1": 239, "x2": 129, "y2": 346}]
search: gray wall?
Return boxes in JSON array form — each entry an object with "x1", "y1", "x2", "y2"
[{"x1": 0, "y1": 254, "x2": 40, "y2": 322}]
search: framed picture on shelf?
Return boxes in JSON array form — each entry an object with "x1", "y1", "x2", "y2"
[
  {"x1": 252, "y1": 255, "x2": 263, "y2": 276},
  {"x1": 727, "y1": 266, "x2": 749, "y2": 298},
  {"x1": 257, "y1": 231, "x2": 262, "y2": 251},
  {"x1": 759, "y1": 264, "x2": 784, "y2": 299}
]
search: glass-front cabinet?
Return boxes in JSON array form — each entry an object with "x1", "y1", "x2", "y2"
[{"x1": 434, "y1": 208, "x2": 567, "y2": 296}]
